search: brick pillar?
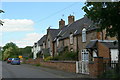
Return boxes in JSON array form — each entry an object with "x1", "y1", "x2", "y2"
[{"x1": 89, "y1": 57, "x2": 104, "y2": 77}]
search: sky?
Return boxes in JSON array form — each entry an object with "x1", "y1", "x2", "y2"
[{"x1": 0, "y1": 1, "x2": 86, "y2": 48}]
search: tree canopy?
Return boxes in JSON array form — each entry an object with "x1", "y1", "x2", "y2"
[
  {"x1": 82, "y1": 1, "x2": 120, "y2": 75},
  {"x1": 82, "y1": 2, "x2": 120, "y2": 37}
]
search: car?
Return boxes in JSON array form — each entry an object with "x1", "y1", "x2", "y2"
[
  {"x1": 7, "y1": 58, "x2": 13, "y2": 63},
  {"x1": 11, "y1": 58, "x2": 20, "y2": 65}
]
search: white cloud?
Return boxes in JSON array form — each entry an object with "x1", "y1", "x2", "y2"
[
  {"x1": 1, "y1": 19, "x2": 34, "y2": 32},
  {"x1": 11, "y1": 32, "x2": 44, "y2": 48}
]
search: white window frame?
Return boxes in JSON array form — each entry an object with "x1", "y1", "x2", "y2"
[
  {"x1": 82, "y1": 28, "x2": 86, "y2": 42},
  {"x1": 43, "y1": 42, "x2": 45, "y2": 48},
  {"x1": 81, "y1": 49, "x2": 89, "y2": 61},
  {"x1": 48, "y1": 39, "x2": 50, "y2": 48},
  {"x1": 70, "y1": 33, "x2": 73, "y2": 44},
  {"x1": 57, "y1": 38, "x2": 59, "y2": 47}
]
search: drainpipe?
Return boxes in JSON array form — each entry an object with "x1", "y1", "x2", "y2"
[{"x1": 76, "y1": 36, "x2": 79, "y2": 61}]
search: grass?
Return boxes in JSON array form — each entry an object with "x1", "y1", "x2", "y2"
[{"x1": 34, "y1": 64, "x2": 41, "y2": 67}]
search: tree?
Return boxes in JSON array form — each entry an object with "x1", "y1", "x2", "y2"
[
  {"x1": 82, "y1": 2, "x2": 120, "y2": 74},
  {"x1": 19, "y1": 46, "x2": 32, "y2": 58},
  {"x1": 0, "y1": 10, "x2": 4, "y2": 26},
  {"x1": 3, "y1": 42, "x2": 19, "y2": 59}
]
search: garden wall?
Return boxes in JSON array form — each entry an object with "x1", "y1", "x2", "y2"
[{"x1": 23, "y1": 58, "x2": 76, "y2": 73}]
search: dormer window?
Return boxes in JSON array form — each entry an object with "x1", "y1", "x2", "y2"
[
  {"x1": 70, "y1": 33, "x2": 73, "y2": 44},
  {"x1": 57, "y1": 38, "x2": 59, "y2": 47},
  {"x1": 43, "y1": 41, "x2": 45, "y2": 48},
  {"x1": 82, "y1": 28, "x2": 86, "y2": 42},
  {"x1": 48, "y1": 39, "x2": 50, "y2": 48}
]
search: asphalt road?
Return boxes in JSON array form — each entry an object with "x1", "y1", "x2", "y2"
[
  {"x1": 2, "y1": 61, "x2": 90, "y2": 79},
  {"x1": 2, "y1": 61, "x2": 64, "y2": 78}
]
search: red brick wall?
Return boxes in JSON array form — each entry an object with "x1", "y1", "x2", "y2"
[
  {"x1": 24, "y1": 58, "x2": 76, "y2": 73},
  {"x1": 89, "y1": 57, "x2": 104, "y2": 77},
  {"x1": 40, "y1": 61, "x2": 76, "y2": 73},
  {"x1": 98, "y1": 42, "x2": 110, "y2": 62}
]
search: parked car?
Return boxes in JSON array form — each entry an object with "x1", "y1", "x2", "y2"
[
  {"x1": 11, "y1": 58, "x2": 20, "y2": 65},
  {"x1": 7, "y1": 58, "x2": 13, "y2": 63}
]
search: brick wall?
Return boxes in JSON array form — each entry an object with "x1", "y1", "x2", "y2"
[
  {"x1": 98, "y1": 42, "x2": 110, "y2": 62},
  {"x1": 40, "y1": 61, "x2": 76, "y2": 73},
  {"x1": 24, "y1": 58, "x2": 76, "y2": 73},
  {"x1": 89, "y1": 57, "x2": 104, "y2": 77}
]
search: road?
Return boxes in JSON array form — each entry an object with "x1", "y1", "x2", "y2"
[{"x1": 2, "y1": 61, "x2": 90, "y2": 78}]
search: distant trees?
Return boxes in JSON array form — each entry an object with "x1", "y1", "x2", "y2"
[
  {"x1": 3, "y1": 42, "x2": 19, "y2": 60},
  {"x1": 2, "y1": 42, "x2": 32, "y2": 60}
]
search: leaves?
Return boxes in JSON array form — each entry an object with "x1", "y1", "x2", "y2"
[
  {"x1": 82, "y1": 2, "x2": 120, "y2": 37},
  {"x1": 0, "y1": 10, "x2": 4, "y2": 26},
  {"x1": 0, "y1": 10, "x2": 4, "y2": 13}
]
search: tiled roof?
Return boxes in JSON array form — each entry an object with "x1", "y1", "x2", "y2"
[
  {"x1": 48, "y1": 29, "x2": 60, "y2": 41},
  {"x1": 101, "y1": 42, "x2": 118, "y2": 49},
  {"x1": 36, "y1": 16, "x2": 97, "y2": 45},
  {"x1": 38, "y1": 35, "x2": 47, "y2": 46},
  {"x1": 86, "y1": 40, "x2": 98, "y2": 49},
  {"x1": 58, "y1": 16, "x2": 96, "y2": 40},
  {"x1": 86, "y1": 40, "x2": 118, "y2": 49}
]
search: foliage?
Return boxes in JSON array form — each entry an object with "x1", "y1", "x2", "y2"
[
  {"x1": 99, "y1": 69, "x2": 120, "y2": 78},
  {"x1": 82, "y1": 2, "x2": 120, "y2": 37},
  {"x1": 3, "y1": 42, "x2": 19, "y2": 60},
  {"x1": 0, "y1": 51, "x2": 2, "y2": 60},
  {"x1": 0, "y1": 10, "x2": 4, "y2": 26},
  {"x1": 44, "y1": 56, "x2": 52, "y2": 61},
  {"x1": 34, "y1": 64, "x2": 41, "y2": 66},
  {"x1": 82, "y1": 1, "x2": 120, "y2": 74},
  {"x1": 2, "y1": 42, "x2": 32, "y2": 60},
  {"x1": 19, "y1": 46, "x2": 32, "y2": 58},
  {"x1": 51, "y1": 51, "x2": 78, "y2": 61},
  {"x1": 2, "y1": 42, "x2": 19, "y2": 59}
]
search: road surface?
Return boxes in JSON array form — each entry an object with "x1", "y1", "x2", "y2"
[{"x1": 2, "y1": 61, "x2": 90, "y2": 78}]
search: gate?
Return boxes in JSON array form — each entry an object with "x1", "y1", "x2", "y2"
[
  {"x1": 77, "y1": 61, "x2": 89, "y2": 74},
  {"x1": 76, "y1": 49, "x2": 89, "y2": 74}
]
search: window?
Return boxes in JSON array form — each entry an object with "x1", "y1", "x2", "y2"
[
  {"x1": 57, "y1": 38, "x2": 59, "y2": 47},
  {"x1": 48, "y1": 39, "x2": 50, "y2": 48},
  {"x1": 70, "y1": 33, "x2": 73, "y2": 44},
  {"x1": 82, "y1": 28, "x2": 86, "y2": 42},
  {"x1": 81, "y1": 49, "x2": 89, "y2": 61},
  {"x1": 43, "y1": 41, "x2": 45, "y2": 48}
]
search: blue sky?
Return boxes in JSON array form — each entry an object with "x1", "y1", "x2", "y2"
[{"x1": 0, "y1": 2, "x2": 85, "y2": 48}]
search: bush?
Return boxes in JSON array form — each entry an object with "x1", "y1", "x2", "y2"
[
  {"x1": 99, "y1": 69, "x2": 120, "y2": 78},
  {"x1": 51, "y1": 51, "x2": 78, "y2": 61},
  {"x1": 44, "y1": 56, "x2": 52, "y2": 61},
  {"x1": 35, "y1": 64, "x2": 41, "y2": 66}
]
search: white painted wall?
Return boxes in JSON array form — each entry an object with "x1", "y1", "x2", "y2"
[
  {"x1": 32, "y1": 43, "x2": 41, "y2": 59},
  {"x1": 110, "y1": 49, "x2": 118, "y2": 62}
]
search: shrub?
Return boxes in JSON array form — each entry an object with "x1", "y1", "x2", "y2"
[
  {"x1": 35, "y1": 64, "x2": 41, "y2": 66},
  {"x1": 44, "y1": 56, "x2": 52, "y2": 61},
  {"x1": 50, "y1": 51, "x2": 78, "y2": 61}
]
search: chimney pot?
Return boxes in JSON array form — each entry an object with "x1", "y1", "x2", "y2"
[
  {"x1": 68, "y1": 15, "x2": 75, "y2": 24},
  {"x1": 59, "y1": 19, "x2": 65, "y2": 29}
]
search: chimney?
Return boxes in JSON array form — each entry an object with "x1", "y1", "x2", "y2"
[
  {"x1": 68, "y1": 15, "x2": 75, "y2": 24},
  {"x1": 59, "y1": 19, "x2": 65, "y2": 29}
]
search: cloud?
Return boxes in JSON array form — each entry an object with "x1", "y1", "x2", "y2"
[
  {"x1": 1, "y1": 19, "x2": 34, "y2": 32},
  {"x1": 10, "y1": 32, "x2": 44, "y2": 48}
]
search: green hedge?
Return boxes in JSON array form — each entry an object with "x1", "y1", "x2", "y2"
[{"x1": 51, "y1": 51, "x2": 78, "y2": 61}]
